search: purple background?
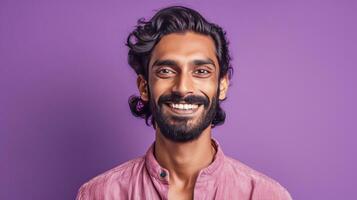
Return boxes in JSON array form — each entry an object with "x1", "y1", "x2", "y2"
[{"x1": 1, "y1": 0, "x2": 356, "y2": 199}]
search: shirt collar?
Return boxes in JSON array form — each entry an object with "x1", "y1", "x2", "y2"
[{"x1": 144, "y1": 138, "x2": 225, "y2": 182}]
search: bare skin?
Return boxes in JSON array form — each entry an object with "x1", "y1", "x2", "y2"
[
  {"x1": 138, "y1": 32, "x2": 229, "y2": 199},
  {"x1": 155, "y1": 126, "x2": 216, "y2": 200}
]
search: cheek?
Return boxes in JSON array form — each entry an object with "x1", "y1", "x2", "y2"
[
  {"x1": 148, "y1": 79, "x2": 171, "y2": 102},
  {"x1": 193, "y1": 78, "x2": 219, "y2": 97}
]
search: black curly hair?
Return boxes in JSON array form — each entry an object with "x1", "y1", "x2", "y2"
[{"x1": 126, "y1": 6, "x2": 233, "y2": 127}]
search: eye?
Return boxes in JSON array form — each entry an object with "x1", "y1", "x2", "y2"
[
  {"x1": 156, "y1": 67, "x2": 176, "y2": 78},
  {"x1": 194, "y1": 69, "x2": 209, "y2": 74},
  {"x1": 158, "y1": 68, "x2": 174, "y2": 74},
  {"x1": 193, "y1": 68, "x2": 211, "y2": 77}
]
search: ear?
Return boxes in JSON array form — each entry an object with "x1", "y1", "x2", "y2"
[
  {"x1": 218, "y1": 74, "x2": 229, "y2": 100},
  {"x1": 137, "y1": 75, "x2": 149, "y2": 101}
]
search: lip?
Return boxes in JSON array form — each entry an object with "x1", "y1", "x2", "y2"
[{"x1": 164, "y1": 103, "x2": 202, "y2": 116}]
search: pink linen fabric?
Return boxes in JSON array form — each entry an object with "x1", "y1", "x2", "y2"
[{"x1": 76, "y1": 139, "x2": 292, "y2": 200}]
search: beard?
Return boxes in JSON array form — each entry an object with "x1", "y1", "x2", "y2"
[{"x1": 150, "y1": 91, "x2": 218, "y2": 143}]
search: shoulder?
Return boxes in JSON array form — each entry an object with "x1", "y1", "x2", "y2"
[
  {"x1": 224, "y1": 156, "x2": 293, "y2": 200},
  {"x1": 76, "y1": 157, "x2": 145, "y2": 200}
]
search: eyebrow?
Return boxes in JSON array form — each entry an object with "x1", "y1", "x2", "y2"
[
  {"x1": 152, "y1": 59, "x2": 178, "y2": 68},
  {"x1": 151, "y1": 58, "x2": 216, "y2": 68},
  {"x1": 192, "y1": 58, "x2": 216, "y2": 68}
]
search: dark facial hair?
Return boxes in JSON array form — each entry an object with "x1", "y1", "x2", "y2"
[{"x1": 150, "y1": 91, "x2": 218, "y2": 142}]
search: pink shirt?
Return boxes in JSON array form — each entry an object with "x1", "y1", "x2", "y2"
[{"x1": 76, "y1": 139, "x2": 292, "y2": 200}]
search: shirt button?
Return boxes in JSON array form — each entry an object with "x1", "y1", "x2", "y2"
[{"x1": 160, "y1": 171, "x2": 167, "y2": 178}]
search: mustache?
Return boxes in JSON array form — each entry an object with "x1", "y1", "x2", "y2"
[{"x1": 158, "y1": 93, "x2": 210, "y2": 108}]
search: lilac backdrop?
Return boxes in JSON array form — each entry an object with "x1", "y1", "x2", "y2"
[{"x1": 1, "y1": 0, "x2": 356, "y2": 199}]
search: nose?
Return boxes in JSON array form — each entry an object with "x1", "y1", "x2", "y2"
[{"x1": 171, "y1": 72, "x2": 194, "y2": 96}]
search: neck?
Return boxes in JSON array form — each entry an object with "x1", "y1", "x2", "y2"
[{"x1": 154, "y1": 126, "x2": 216, "y2": 189}]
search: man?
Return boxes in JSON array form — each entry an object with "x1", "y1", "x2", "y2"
[{"x1": 76, "y1": 6, "x2": 292, "y2": 200}]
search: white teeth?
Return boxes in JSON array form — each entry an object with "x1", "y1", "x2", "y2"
[{"x1": 170, "y1": 103, "x2": 198, "y2": 110}]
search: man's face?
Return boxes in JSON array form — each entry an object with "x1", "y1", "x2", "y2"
[{"x1": 139, "y1": 32, "x2": 228, "y2": 142}]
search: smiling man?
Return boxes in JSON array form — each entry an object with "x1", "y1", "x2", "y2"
[{"x1": 76, "y1": 6, "x2": 292, "y2": 200}]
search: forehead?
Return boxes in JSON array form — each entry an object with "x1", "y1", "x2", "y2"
[{"x1": 149, "y1": 32, "x2": 218, "y2": 66}]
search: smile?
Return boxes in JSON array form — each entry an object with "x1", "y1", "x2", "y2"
[
  {"x1": 164, "y1": 103, "x2": 202, "y2": 116},
  {"x1": 169, "y1": 103, "x2": 199, "y2": 110}
]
